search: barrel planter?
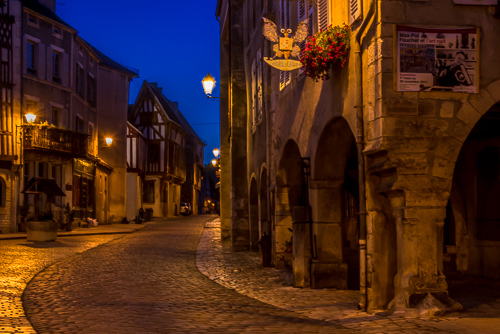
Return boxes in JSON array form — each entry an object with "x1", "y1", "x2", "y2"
[{"x1": 27, "y1": 220, "x2": 58, "y2": 242}]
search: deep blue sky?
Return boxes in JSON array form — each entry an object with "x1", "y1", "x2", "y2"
[{"x1": 56, "y1": 0, "x2": 221, "y2": 164}]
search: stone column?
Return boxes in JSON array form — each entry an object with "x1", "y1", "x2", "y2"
[
  {"x1": 309, "y1": 181, "x2": 347, "y2": 289},
  {"x1": 292, "y1": 206, "x2": 311, "y2": 287},
  {"x1": 389, "y1": 190, "x2": 462, "y2": 314}
]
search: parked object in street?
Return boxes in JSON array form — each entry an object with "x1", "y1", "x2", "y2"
[{"x1": 180, "y1": 202, "x2": 191, "y2": 216}]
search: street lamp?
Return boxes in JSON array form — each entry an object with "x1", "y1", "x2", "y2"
[
  {"x1": 213, "y1": 147, "x2": 220, "y2": 158},
  {"x1": 202, "y1": 73, "x2": 220, "y2": 100},
  {"x1": 25, "y1": 113, "x2": 36, "y2": 124},
  {"x1": 105, "y1": 137, "x2": 113, "y2": 147}
]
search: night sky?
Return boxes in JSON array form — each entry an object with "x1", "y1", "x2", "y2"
[{"x1": 56, "y1": 0, "x2": 221, "y2": 164}]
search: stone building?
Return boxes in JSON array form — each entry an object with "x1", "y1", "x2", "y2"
[
  {"x1": 128, "y1": 81, "x2": 205, "y2": 218},
  {"x1": 216, "y1": 0, "x2": 500, "y2": 315},
  {"x1": 0, "y1": 0, "x2": 137, "y2": 232}
]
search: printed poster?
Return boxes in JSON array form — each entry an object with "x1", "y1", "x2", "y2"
[{"x1": 396, "y1": 25, "x2": 478, "y2": 93}]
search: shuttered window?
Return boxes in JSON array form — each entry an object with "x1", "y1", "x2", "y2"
[
  {"x1": 298, "y1": 1, "x2": 314, "y2": 75},
  {"x1": 350, "y1": 0, "x2": 361, "y2": 23},
  {"x1": 317, "y1": 0, "x2": 330, "y2": 32},
  {"x1": 279, "y1": 0, "x2": 291, "y2": 91}
]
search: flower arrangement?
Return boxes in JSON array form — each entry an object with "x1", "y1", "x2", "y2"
[{"x1": 300, "y1": 24, "x2": 351, "y2": 81}]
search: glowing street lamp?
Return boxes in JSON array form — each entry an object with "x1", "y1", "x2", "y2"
[
  {"x1": 25, "y1": 113, "x2": 36, "y2": 124},
  {"x1": 105, "y1": 137, "x2": 113, "y2": 147},
  {"x1": 213, "y1": 147, "x2": 220, "y2": 158},
  {"x1": 211, "y1": 158, "x2": 218, "y2": 167},
  {"x1": 202, "y1": 73, "x2": 219, "y2": 99}
]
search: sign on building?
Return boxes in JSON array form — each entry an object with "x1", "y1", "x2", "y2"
[{"x1": 395, "y1": 25, "x2": 479, "y2": 93}]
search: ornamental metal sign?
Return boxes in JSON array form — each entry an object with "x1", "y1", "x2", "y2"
[{"x1": 262, "y1": 17, "x2": 309, "y2": 71}]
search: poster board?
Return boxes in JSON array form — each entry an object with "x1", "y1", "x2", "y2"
[{"x1": 395, "y1": 25, "x2": 479, "y2": 93}]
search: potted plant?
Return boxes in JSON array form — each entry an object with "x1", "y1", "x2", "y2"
[
  {"x1": 63, "y1": 202, "x2": 75, "y2": 231},
  {"x1": 300, "y1": 24, "x2": 351, "y2": 81}
]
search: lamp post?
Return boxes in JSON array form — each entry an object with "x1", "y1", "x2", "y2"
[{"x1": 202, "y1": 73, "x2": 220, "y2": 101}]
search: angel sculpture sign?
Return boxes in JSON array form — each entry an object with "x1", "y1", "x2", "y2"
[{"x1": 262, "y1": 17, "x2": 309, "y2": 71}]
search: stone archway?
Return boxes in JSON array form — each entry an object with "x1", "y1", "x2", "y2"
[
  {"x1": 249, "y1": 177, "x2": 259, "y2": 251},
  {"x1": 445, "y1": 104, "x2": 500, "y2": 281},
  {"x1": 310, "y1": 117, "x2": 358, "y2": 289},
  {"x1": 275, "y1": 140, "x2": 305, "y2": 270}
]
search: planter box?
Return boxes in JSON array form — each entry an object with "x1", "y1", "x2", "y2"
[{"x1": 27, "y1": 221, "x2": 58, "y2": 242}]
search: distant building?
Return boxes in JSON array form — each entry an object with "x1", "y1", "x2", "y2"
[{"x1": 128, "y1": 81, "x2": 205, "y2": 218}]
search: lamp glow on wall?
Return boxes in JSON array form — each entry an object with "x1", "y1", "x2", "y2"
[{"x1": 202, "y1": 73, "x2": 220, "y2": 100}]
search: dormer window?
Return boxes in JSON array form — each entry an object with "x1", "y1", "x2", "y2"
[
  {"x1": 27, "y1": 14, "x2": 39, "y2": 28},
  {"x1": 52, "y1": 25, "x2": 63, "y2": 39}
]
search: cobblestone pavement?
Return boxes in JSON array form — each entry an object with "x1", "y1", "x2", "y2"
[
  {"x1": 0, "y1": 231, "x2": 136, "y2": 334},
  {"x1": 196, "y1": 218, "x2": 500, "y2": 334},
  {"x1": 2, "y1": 215, "x2": 498, "y2": 333},
  {"x1": 22, "y1": 215, "x2": 360, "y2": 333}
]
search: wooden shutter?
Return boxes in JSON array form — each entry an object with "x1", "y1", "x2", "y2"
[
  {"x1": 350, "y1": 0, "x2": 361, "y2": 23},
  {"x1": 62, "y1": 53, "x2": 69, "y2": 86},
  {"x1": 317, "y1": 0, "x2": 330, "y2": 32},
  {"x1": 38, "y1": 43, "x2": 45, "y2": 80},
  {"x1": 46, "y1": 47, "x2": 52, "y2": 81}
]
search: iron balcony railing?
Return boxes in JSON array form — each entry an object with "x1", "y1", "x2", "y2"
[{"x1": 23, "y1": 125, "x2": 92, "y2": 156}]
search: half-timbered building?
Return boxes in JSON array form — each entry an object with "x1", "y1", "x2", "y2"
[{"x1": 128, "y1": 81, "x2": 205, "y2": 218}]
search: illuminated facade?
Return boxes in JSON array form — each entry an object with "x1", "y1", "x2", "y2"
[{"x1": 217, "y1": 0, "x2": 500, "y2": 314}]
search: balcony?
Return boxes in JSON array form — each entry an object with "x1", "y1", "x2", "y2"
[{"x1": 23, "y1": 125, "x2": 91, "y2": 156}]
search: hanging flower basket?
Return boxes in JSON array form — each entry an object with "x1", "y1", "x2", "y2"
[{"x1": 300, "y1": 24, "x2": 351, "y2": 81}]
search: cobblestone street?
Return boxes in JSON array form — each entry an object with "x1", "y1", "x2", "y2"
[{"x1": 0, "y1": 215, "x2": 498, "y2": 333}]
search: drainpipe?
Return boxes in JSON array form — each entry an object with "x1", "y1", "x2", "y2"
[{"x1": 354, "y1": 1, "x2": 376, "y2": 311}]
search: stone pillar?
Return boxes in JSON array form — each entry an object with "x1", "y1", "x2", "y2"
[
  {"x1": 274, "y1": 186, "x2": 293, "y2": 269},
  {"x1": 292, "y1": 206, "x2": 311, "y2": 287},
  {"x1": 388, "y1": 190, "x2": 462, "y2": 315},
  {"x1": 227, "y1": 0, "x2": 249, "y2": 252},
  {"x1": 309, "y1": 182, "x2": 347, "y2": 289}
]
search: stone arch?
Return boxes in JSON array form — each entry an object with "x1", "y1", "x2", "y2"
[
  {"x1": 444, "y1": 102, "x2": 500, "y2": 284},
  {"x1": 310, "y1": 116, "x2": 358, "y2": 289},
  {"x1": 275, "y1": 140, "x2": 304, "y2": 270},
  {"x1": 249, "y1": 175, "x2": 259, "y2": 251}
]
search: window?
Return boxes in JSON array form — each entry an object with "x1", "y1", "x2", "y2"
[
  {"x1": 37, "y1": 162, "x2": 47, "y2": 178},
  {"x1": 52, "y1": 25, "x2": 63, "y2": 38},
  {"x1": 52, "y1": 107, "x2": 61, "y2": 127},
  {"x1": 87, "y1": 74, "x2": 96, "y2": 106},
  {"x1": 143, "y1": 180, "x2": 155, "y2": 203},
  {"x1": 26, "y1": 41, "x2": 36, "y2": 75},
  {"x1": 76, "y1": 64, "x2": 84, "y2": 97},
  {"x1": 279, "y1": 0, "x2": 291, "y2": 91},
  {"x1": 317, "y1": 0, "x2": 330, "y2": 32},
  {"x1": 26, "y1": 14, "x2": 39, "y2": 27},
  {"x1": 149, "y1": 142, "x2": 160, "y2": 163},
  {"x1": 52, "y1": 51, "x2": 61, "y2": 83},
  {"x1": 298, "y1": 1, "x2": 314, "y2": 75},
  {"x1": 76, "y1": 115, "x2": 84, "y2": 133}
]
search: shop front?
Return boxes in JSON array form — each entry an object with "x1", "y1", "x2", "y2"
[{"x1": 73, "y1": 158, "x2": 95, "y2": 221}]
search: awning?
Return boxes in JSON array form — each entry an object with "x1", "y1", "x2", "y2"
[{"x1": 22, "y1": 177, "x2": 66, "y2": 196}]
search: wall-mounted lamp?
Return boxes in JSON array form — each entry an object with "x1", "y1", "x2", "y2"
[
  {"x1": 202, "y1": 73, "x2": 220, "y2": 100},
  {"x1": 211, "y1": 158, "x2": 218, "y2": 167},
  {"x1": 25, "y1": 113, "x2": 36, "y2": 124},
  {"x1": 105, "y1": 137, "x2": 113, "y2": 147}
]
